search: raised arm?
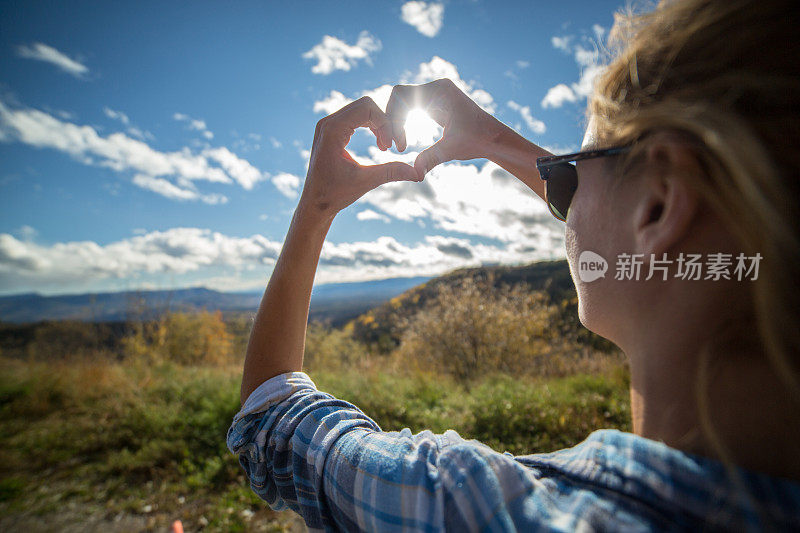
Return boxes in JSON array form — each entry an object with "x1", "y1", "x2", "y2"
[
  {"x1": 384, "y1": 78, "x2": 552, "y2": 201},
  {"x1": 239, "y1": 96, "x2": 418, "y2": 404}
]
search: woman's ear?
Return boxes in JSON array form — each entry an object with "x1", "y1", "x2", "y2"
[{"x1": 632, "y1": 134, "x2": 702, "y2": 257}]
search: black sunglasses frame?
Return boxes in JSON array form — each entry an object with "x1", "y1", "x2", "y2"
[{"x1": 536, "y1": 145, "x2": 631, "y2": 221}]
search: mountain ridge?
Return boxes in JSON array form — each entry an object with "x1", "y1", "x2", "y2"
[{"x1": 0, "y1": 276, "x2": 431, "y2": 324}]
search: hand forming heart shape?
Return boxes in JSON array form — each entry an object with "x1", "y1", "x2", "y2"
[{"x1": 298, "y1": 78, "x2": 503, "y2": 221}]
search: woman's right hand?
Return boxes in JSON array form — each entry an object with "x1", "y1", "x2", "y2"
[{"x1": 385, "y1": 78, "x2": 503, "y2": 178}]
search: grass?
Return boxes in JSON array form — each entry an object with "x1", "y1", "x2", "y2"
[{"x1": 0, "y1": 352, "x2": 630, "y2": 531}]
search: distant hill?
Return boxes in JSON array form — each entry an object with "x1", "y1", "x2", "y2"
[{"x1": 0, "y1": 277, "x2": 430, "y2": 324}]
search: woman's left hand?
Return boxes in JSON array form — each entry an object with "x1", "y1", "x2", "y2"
[{"x1": 299, "y1": 96, "x2": 420, "y2": 221}]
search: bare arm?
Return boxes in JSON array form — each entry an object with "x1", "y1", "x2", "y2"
[
  {"x1": 485, "y1": 120, "x2": 551, "y2": 201},
  {"x1": 239, "y1": 96, "x2": 418, "y2": 405},
  {"x1": 238, "y1": 202, "x2": 332, "y2": 403}
]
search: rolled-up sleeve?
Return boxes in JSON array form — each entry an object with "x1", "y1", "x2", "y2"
[{"x1": 226, "y1": 372, "x2": 481, "y2": 531}]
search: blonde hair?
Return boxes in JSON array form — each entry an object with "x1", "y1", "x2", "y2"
[{"x1": 590, "y1": 0, "x2": 800, "y2": 526}]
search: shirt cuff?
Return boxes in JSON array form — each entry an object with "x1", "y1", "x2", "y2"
[{"x1": 235, "y1": 371, "x2": 317, "y2": 422}]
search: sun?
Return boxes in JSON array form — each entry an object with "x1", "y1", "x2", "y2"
[{"x1": 403, "y1": 108, "x2": 442, "y2": 148}]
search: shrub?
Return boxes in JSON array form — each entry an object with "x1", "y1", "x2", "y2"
[
  {"x1": 396, "y1": 277, "x2": 560, "y2": 386},
  {"x1": 303, "y1": 323, "x2": 369, "y2": 372},
  {"x1": 122, "y1": 311, "x2": 233, "y2": 366}
]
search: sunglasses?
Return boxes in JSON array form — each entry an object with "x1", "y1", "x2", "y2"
[{"x1": 536, "y1": 145, "x2": 631, "y2": 221}]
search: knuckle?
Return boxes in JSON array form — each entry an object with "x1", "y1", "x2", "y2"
[{"x1": 436, "y1": 78, "x2": 457, "y2": 93}]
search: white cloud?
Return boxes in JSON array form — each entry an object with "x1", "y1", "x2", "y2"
[
  {"x1": 507, "y1": 101, "x2": 546, "y2": 134},
  {"x1": 516, "y1": 60, "x2": 530, "y2": 69},
  {"x1": 315, "y1": 231, "x2": 563, "y2": 285},
  {"x1": 356, "y1": 209, "x2": 390, "y2": 223},
  {"x1": 541, "y1": 83, "x2": 578, "y2": 109},
  {"x1": 104, "y1": 107, "x2": 154, "y2": 141},
  {"x1": 401, "y1": 1, "x2": 445, "y2": 37},
  {"x1": 551, "y1": 36, "x2": 572, "y2": 53},
  {"x1": 132, "y1": 175, "x2": 227, "y2": 204},
  {"x1": 269, "y1": 136, "x2": 282, "y2": 149},
  {"x1": 202, "y1": 147, "x2": 263, "y2": 189},
  {"x1": 103, "y1": 107, "x2": 130, "y2": 125},
  {"x1": 272, "y1": 172, "x2": 302, "y2": 199},
  {"x1": 174, "y1": 112, "x2": 214, "y2": 140},
  {"x1": 354, "y1": 146, "x2": 563, "y2": 247},
  {"x1": 16, "y1": 42, "x2": 88, "y2": 78},
  {"x1": 0, "y1": 100, "x2": 266, "y2": 202},
  {"x1": 541, "y1": 28, "x2": 606, "y2": 109},
  {"x1": 0, "y1": 222, "x2": 565, "y2": 293},
  {"x1": 302, "y1": 31, "x2": 381, "y2": 75},
  {"x1": 0, "y1": 228, "x2": 283, "y2": 292},
  {"x1": 313, "y1": 90, "x2": 352, "y2": 115}
]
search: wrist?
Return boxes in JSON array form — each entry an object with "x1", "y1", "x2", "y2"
[
  {"x1": 291, "y1": 198, "x2": 335, "y2": 241},
  {"x1": 482, "y1": 119, "x2": 521, "y2": 163},
  {"x1": 295, "y1": 195, "x2": 336, "y2": 226}
]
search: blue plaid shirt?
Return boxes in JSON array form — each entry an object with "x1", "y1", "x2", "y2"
[{"x1": 227, "y1": 372, "x2": 800, "y2": 532}]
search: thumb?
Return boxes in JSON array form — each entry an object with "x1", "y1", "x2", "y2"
[
  {"x1": 414, "y1": 138, "x2": 452, "y2": 179},
  {"x1": 359, "y1": 161, "x2": 420, "y2": 189}
]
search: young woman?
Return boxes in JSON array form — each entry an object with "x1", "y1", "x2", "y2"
[{"x1": 228, "y1": 0, "x2": 800, "y2": 529}]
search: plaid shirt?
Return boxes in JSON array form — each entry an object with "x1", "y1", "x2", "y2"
[{"x1": 227, "y1": 372, "x2": 800, "y2": 532}]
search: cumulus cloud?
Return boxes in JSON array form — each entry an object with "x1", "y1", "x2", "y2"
[
  {"x1": 0, "y1": 228, "x2": 283, "y2": 292},
  {"x1": 541, "y1": 84, "x2": 579, "y2": 109},
  {"x1": 541, "y1": 27, "x2": 606, "y2": 109},
  {"x1": 507, "y1": 101, "x2": 546, "y2": 134},
  {"x1": 401, "y1": 1, "x2": 445, "y2": 37},
  {"x1": 302, "y1": 31, "x2": 381, "y2": 75},
  {"x1": 313, "y1": 90, "x2": 352, "y2": 115},
  {"x1": 202, "y1": 147, "x2": 263, "y2": 190},
  {"x1": 0, "y1": 222, "x2": 565, "y2": 292},
  {"x1": 315, "y1": 231, "x2": 563, "y2": 285},
  {"x1": 132, "y1": 175, "x2": 228, "y2": 204},
  {"x1": 271, "y1": 172, "x2": 302, "y2": 199},
  {"x1": 356, "y1": 209, "x2": 390, "y2": 223},
  {"x1": 16, "y1": 42, "x2": 88, "y2": 78},
  {"x1": 352, "y1": 146, "x2": 563, "y2": 249},
  {"x1": 0, "y1": 100, "x2": 267, "y2": 202}
]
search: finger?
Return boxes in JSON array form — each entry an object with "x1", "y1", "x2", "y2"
[
  {"x1": 359, "y1": 161, "x2": 420, "y2": 189},
  {"x1": 386, "y1": 80, "x2": 454, "y2": 152},
  {"x1": 414, "y1": 137, "x2": 453, "y2": 179},
  {"x1": 328, "y1": 96, "x2": 393, "y2": 150},
  {"x1": 385, "y1": 85, "x2": 411, "y2": 152}
]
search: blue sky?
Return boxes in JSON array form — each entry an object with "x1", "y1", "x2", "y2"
[{"x1": 0, "y1": 0, "x2": 623, "y2": 296}]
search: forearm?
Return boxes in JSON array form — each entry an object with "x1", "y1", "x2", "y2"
[
  {"x1": 239, "y1": 201, "x2": 334, "y2": 405},
  {"x1": 485, "y1": 120, "x2": 552, "y2": 202}
]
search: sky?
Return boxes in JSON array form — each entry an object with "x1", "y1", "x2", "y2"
[{"x1": 0, "y1": 0, "x2": 625, "y2": 296}]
